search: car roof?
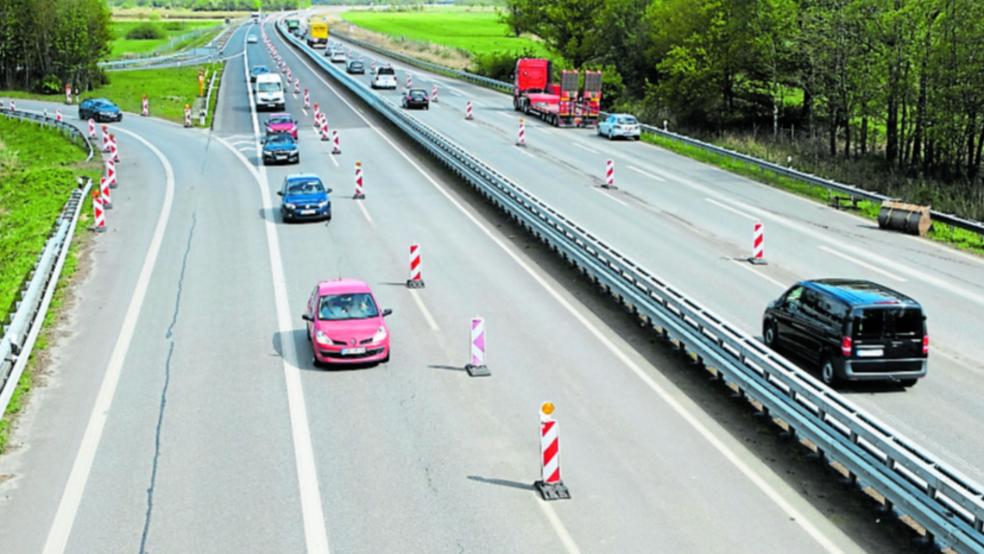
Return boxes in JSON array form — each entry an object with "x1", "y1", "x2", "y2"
[
  {"x1": 267, "y1": 113, "x2": 293, "y2": 120},
  {"x1": 408, "y1": 89, "x2": 427, "y2": 94},
  {"x1": 256, "y1": 73, "x2": 281, "y2": 81},
  {"x1": 285, "y1": 173, "x2": 321, "y2": 182},
  {"x1": 252, "y1": 65, "x2": 269, "y2": 71},
  {"x1": 803, "y1": 279, "x2": 920, "y2": 308},
  {"x1": 87, "y1": 98, "x2": 113, "y2": 104},
  {"x1": 317, "y1": 279, "x2": 371, "y2": 295},
  {"x1": 266, "y1": 132, "x2": 294, "y2": 141}
]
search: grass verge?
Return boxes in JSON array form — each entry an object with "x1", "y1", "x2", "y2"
[
  {"x1": 109, "y1": 20, "x2": 222, "y2": 59},
  {"x1": 641, "y1": 133, "x2": 984, "y2": 255}
]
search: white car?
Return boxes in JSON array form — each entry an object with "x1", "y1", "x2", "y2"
[
  {"x1": 254, "y1": 73, "x2": 285, "y2": 111},
  {"x1": 597, "y1": 113, "x2": 641, "y2": 140},
  {"x1": 247, "y1": 34, "x2": 258, "y2": 44},
  {"x1": 371, "y1": 66, "x2": 397, "y2": 90},
  {"x1": 329, "y1": 50, "x2": 347, "y2": 64}
]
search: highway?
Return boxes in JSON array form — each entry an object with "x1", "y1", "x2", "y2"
[
  {"x1": 321, "y1": 25, "x2": 984, "y2": 483},
  {"x1": 0, "y1": 18, "x2": 954, "y2": 554}
]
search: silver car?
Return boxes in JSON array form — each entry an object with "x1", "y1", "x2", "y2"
[{"x1": 598, "y1": 113, "x2": 641, "y2": 140}]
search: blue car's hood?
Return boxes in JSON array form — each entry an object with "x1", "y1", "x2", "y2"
[
  {"x1": 264, "y1": 142, "x2": 296, "y2": 152},
  {"x1": 284, "y1": 192, "x2": 329, "y2": 204},
  {"x1": 96, "y1": 105, "x2": 120, "y2": 113}
]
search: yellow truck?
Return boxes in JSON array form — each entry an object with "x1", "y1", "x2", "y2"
[{"x1": 307, "y1": 18, "x2": 329, "y2": 48}]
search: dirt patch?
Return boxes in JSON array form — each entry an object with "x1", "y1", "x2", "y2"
[{"x1": 331, "y1": 20, "x2": 472, "y2": 70}]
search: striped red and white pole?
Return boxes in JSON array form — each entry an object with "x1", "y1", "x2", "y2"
[
  {"x1": 184, "y1": 106, "x2": 192, "y2": 128},
  {"x1": 312, "y1": 102, "x2": 321, "y2": 122},
  {"x1": 286, "y1": 68, "x2": 293, "y2": 83},
  {"x1": 303, "y1": 89, "x2": 311, "y2": 110},
  {"x1": 64, "y1": 83, "x2": 72, "y2": 105},
  {"x1": 91, "y1": 188, "x2": 106, "y2": 233},
  {"x1": 293, "y1": 78, "x2": 301, "y2": 96},
  {"x1": 353, "y1": 161, "x2": 365, "y2": 199},
  {"x1": 100, "y1": 175, "x2": 112, "y2": 210},
  {"x1": 105, "y1": 158, "x2": 117, "y2": 189},
  {"x1": 331, "y1": 129, "x2": 341, "y2": 155},
  {"x1": 141, "y1": 96, "x2": 149, "y2": 117},
  {"x1": 55, "y1": 109, "x2": 63, "y2": 123},
  {"x1": 430, "y1": 84, "x2": 438, "y2": 103},
  {"x1": 88, "y1": 118, "x2": 96, "y2": 139},
  {"x1": 534, "y1": 402, "x2": 570, "y2": 500},
  {"x1": 109, "y1": 134, "x2": 119, "y2": 162},
  {"x1": 516, "y1": 118, "x2": 526, "y2": 147},
  {"x1": 603, "y1": 159, "x2": 615, "y2": 189},
  {"x1": 100, "y1": 125, "x2": 110, "y2": 152},
  {"x1": 319, "y1": 117, "x2": 330, "y2": 141},
  {"x1": 465, "y1": 100, "x2": 474, "y2": 120},
  {"x1": 464, "y1": 316, "x2": 490, "y2": 377},
  {"x1": 750, "y1": 221, "x2": 767, "y2": 265},
  {"x1": 8, "y1": 99, "x2": 15, "y2": 111},
  {"x1": 406, "y1": 243, "x2": 424, "y2": 288},
  {"x1": 405, "y1": 73, "x2": 413, "y2": 90}
]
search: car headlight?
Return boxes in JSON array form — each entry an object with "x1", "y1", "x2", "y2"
[
  {"x1": 289, "y1": 148, "x2": 299, "y2": 155},
  {"x1": 315, "y1": 330, "x2": 332, "y2": 345},
  {"x1": 318, "y1": 200, "x2": 329, "y2": 208},
  {"x1": 285, "y1": 202, "x2": 296, "y2": 209},
  {"x1": 372, "y1": 326, "x2": 387, "y2": 343}
]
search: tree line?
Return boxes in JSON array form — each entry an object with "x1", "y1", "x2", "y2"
[
  {"x1": 505, "y1": 0, "x2": 984, "y2": 186},
  {"x1": 0, "y1": 0, "x2": 112, "y2": 93}
]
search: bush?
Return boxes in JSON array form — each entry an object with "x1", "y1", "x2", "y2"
[
  {"x1": 471, "y1": 49, "x2": 532, "y2": 82},
  {"x1": 162, "y1": 21, "x2": 186, "y2": 31},
  {"x1": 126, "y1": 22, "x2": 164, "y2": 40},
  {"x1": 36, "y1": 74, "x2": 63, "y2": 95}
]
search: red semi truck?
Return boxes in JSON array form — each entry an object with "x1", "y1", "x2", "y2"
[{"x1": 512, "y1": 58, "x2": 602, "y2": 127}]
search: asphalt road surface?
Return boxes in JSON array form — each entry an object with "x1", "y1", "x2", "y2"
[{"x1": 0, "y1": 18, "x2": 957, "y2": 554}]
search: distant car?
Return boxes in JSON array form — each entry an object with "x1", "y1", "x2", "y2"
[
  {"x1": 371, "y1": 66, "x2": 397, "y2": 90},
  {"x1": 262, "y1": 132, "x2": 299, "y2": 165},
  {"x1": 303, "y1": 279, "x2": 392, "y2": 366},
  {"x1": 597, "y1": 113, "x2": 641, "y2": 140},
  {"x1": 278, "y1": 173, "x2": 331, "y2": 222},
  {"x1": 247, "y1": 34, "x2": 258, "y2": 44},
  {"x1": 401, "y1": 88, "x2": 429, "y2": 110},
  {"x1": 265, "y1": 112, "x2": 298, "y2": 139},
  {"x1": 345, "y1": 60, "x2": 365, "y2": 75},
  {"x1": 329, "y1": 49, "x2": 347, "y2": 64},
  {"x1": 78, "y1": 98, "x2": 122, "y2": 122},
  {"x1": 250, "y1": 65, "x2": 270, "y2": 83},
  {"x1": 762, "y1": 279, "x2": 928, "y2": 387}
]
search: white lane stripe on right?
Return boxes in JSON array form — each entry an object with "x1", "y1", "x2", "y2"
[
  {"x1": 356, "y1": 199, "x2": 373, "y2": 225},
  {"x1": 626, "y1": 164, "x2": 666, "y2": 182},
  {"x1": 730, "y1": 259, "x2": 788, "y2": 289},
  {"x1": 573, "y1": 142, "x2": 599, "y2": 155},
  {"x1": 243, "y1": 31, "x2": 331, "y2": 554},
  {"x1": 280, "y1": 29, "x2": 844, "y2": 553},
  {"x1": 706, "y1": 197, "x2": 758, "y2": 222},
  {"x1": 43, "y1": 126, "x2": 175, "y2": 554},
  {"x1": 592, "y1": 186, "x2": 629, "y2": 207},
  {"x1": 817, "y1": 245, "x2": 907, "y2": 282},
  {"x1": 409, "y1": 289, "x2": 440, "y2": 331}
]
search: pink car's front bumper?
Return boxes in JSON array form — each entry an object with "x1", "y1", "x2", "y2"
[{"x1": 313, "y1": 339, "x2": 389, "y2": 365}]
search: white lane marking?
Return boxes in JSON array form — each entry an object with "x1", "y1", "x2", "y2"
[
  {"x1": 242, "y1": 34, "x2": 331, "y2": 554},
  {"x1": 572, "y1": 142, "x2": 599, "y2": 155},
  {"x1": 281, "y1": 32, "x2": 846, "y2": 553},
  {"x1": 817, "y1": 245, "x2": 906, "y2": 283},
  {"x1": 497, "y1": 112, "x2": 514, "y2": 120},
  {"x1": 356, "y1": 199, "x2": 373, "y2": 224},
  {"x1": 730, "y1": 259, "x2": 788, "y2": 289},
  {"x1": 627, "y1": 164, "x2": 666, "y2": 182},
  {"x1": 277, "y1": 30, "x2": 580, "y2": 552},
  {"x1": 325, "y1": 149, "x2": 340, "y2": 168},
  {"x1": 516, "y1": 146, "x2": 536, "y2": 159},
  {"x1": 441, "y1": 83, "x2": 466, "y2": 97},
  {"x1": 706, "y1": 197, "x2": 758, "y2": 222},
  {"x1": 42, "y1": 126, "x2": 175, "y2": 554},
  {"x1": 592, "y1": 187, "x2": 629, "y2": 207},
  {"x1": 408, "y1": 289, "x2": 440, "y2": 331}
]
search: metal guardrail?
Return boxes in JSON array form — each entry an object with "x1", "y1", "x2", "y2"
[
  {"x1": 329, "y1": 29, "x2": 984, "y2": 239},
  {"x1": 282, "y1": 23, "x2": 984, "y2": 552}
]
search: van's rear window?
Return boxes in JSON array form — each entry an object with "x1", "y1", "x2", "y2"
[{"x1": 854, "y1": 308, "x2": 922, "y2": 338}]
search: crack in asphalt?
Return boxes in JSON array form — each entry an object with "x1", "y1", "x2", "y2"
[{"x1": 139, "y1": 213, "x2": 196, "y2": 554}]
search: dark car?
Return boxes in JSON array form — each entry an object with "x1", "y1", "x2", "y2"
[
  {"x1": 401, "y1": 88, "x2": 429, "y2": 110},
  {"x1": 262, "y1": 132, "x2": 300, "y2": 165},
  {"x1": 250, "y1": 65, "x2": 271, "y2": 82},
  {"x1": 762, "y1": 279, "x2": 928, "y2": 388},
  {"x1": 345, "y1": 60, "x2": 365, "y2": 75},
  {"x1": 78, "y1": 98, "x2": 122, "y2": 122},
  {"x1": 278, "y1": 174, "x2": 331, "y2": 222}
]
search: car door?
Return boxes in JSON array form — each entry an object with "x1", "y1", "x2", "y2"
[
  {"x1": 600, "y1": 115, "x2": 613, "y2": 134},
  {"x1": 797, "y1": 289, "x2": 829, "y2": 364},
  {"x1": 773, "y1": 286, "x2": 807, "y2": 354}
]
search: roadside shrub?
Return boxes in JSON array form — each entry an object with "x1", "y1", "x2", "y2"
[
  {"x1": 162, "y1": 21, "x2": 186, "y2": 31},
  {"x1": 126, "y1": 22, "x2": 164, "y2": 40},
  {"x1": 36, "y1": 74, "x2": 63, "y2": 95},
  {"x1": 471, "y1": 49, "x2": 531, "y2": 81}
]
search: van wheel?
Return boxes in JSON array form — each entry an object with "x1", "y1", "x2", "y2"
[
  {"x1": 820, "y1": 357, "x2": 839, "y2": 387},
  {"x1": 900, "y1": 378, "x2": 918, "y2": 388},
  {"x1": 763, "y1": 321, "x2": 778, "y2": 347}
]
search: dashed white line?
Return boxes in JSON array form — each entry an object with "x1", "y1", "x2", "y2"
[
  {"x1": 730, "y1": 259, "x2": 788, "y2": 289},
  {"x1": 408, "y1": 289, "x2": 440, "y2": 331},
  {"x1": 355, "y1": 199, "x2": 373, "y2": 224},
  {"x1": 706, "y1": 197, "x2": 758, "y2": 221},
  {"x1": 573, "y1": 142, "x2": 599, "y2": 155},
  {"x1": 817, "y1": 245, "x2": 906, "y2": 282},
  {"x1": 626, "y1": 164, "x2": 666, "y2": 182},
  {"x1": 592, "y1": 186, "x2": 629, "y2": 207}
]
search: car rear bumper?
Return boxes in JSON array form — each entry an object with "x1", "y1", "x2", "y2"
[
  {"x1": 263, "y1": 153, "x2": 299, "y2": 164},
  {"x1": 840, "y1": 358, "x2": 927, "y2": 381},
  {"x1": 315, "y1": 344, "x2": 388, "y2": 365}
]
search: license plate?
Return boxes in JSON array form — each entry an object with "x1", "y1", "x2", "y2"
[
  {"x1": 275, "y1": 155, "x2": 286, "y2": 159},
  {"x1": 857, "y1": 348, "x2": 884, "y2": 358},
  {"x1": 341, "y1": 347, "x2": 366, "y2": 355},
  {"x1": 300, "y1": 209, "x2": 316, "y2": 215}
]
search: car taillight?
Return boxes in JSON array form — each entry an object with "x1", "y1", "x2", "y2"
[
  {"x1": 840, "y1": 336, "x2": 853, "y2": 357},
  {"x1": 922, "y1": 335, "x2": 929, "y2": 355}
]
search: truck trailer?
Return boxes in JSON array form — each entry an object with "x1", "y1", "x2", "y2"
[
  {"x1": 307, "y1": 18, "x2": 329, "y2": 48},
  {"x1": 512, "y1": 58, "x2": 602, "y2": 127}
]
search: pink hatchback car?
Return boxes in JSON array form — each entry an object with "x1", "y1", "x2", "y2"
[
  {"x1": 303, "y1": 279, "x2": 392, "y2": 366},
  {"x1": 265, "y1": 112, "x2": 298, "y2": 139}
]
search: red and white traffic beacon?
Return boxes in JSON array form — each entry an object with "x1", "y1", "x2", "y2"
[{"x1": 534, "y1": 402, "x2": 570, "y2": 500}]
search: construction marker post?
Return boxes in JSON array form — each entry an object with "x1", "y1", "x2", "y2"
[
  {"x1": 105, "y1": 158, "x2": 117, "y2": 189},
  {"x1": 405, "y1": 73, "x2": 413, "y2": 90},
  {"x1": 406, "y1": 244, "x2": 424, "y2": 288},
  {"x1": 516, "y1": 118, "x2": 527, "y2": 147},
  {"x1": 430, "y1": 84, "x2": 438, "y2": 103},
  {"x1": 303, "y1": 89, "x2": 311, "y2": 110},
  {"x1": 603, "y1": 159, "x2": 616, "y2": 189},
  {"x1": 353, "y1": 161, "x2": 365, "y2": 199},
  {"x1": 331, "y1": 130, "x2": 341, "y2": 154},
  {"x1": 465, "y1": 100, "x2": 474, "y2": 120},
  {"x1": 141, "y1": 95, "x2": 149, "y2": 117},
  {"x1": 100, "y1": 176, "x2": 112, "y2": 209},
  {"x1": 534, "y1": 402, "x2": 570, "y2": 500},
  {"x1": 199, "y1": 109, "x2": 207, "y2": 128},
  {"x1": 109, "y1": 134, "x2": 119, "y2": 162},
  {"x1": 183, "y1": 104, "x2": 192, "y2": 128},
  {"x1": 55, "y1": 110, "x2": 63, "y2": 123},
  {"x1": 749, "y1": 221, "x2": 766, "y2": 265},
  {"x1": 91, "y1": 188, "x2": 106, "y2": 232},
  {"x1": 319, "y1": 117, "x2": 330, "y2": 141},
  {"x1": 88, "y1": 119, "x2": 96, "y2": 139},
  {"x1": 464, "y1": 316, "x2": 490, "y2": 377},
  {"x1": 64, "y1": 83, "x2": 72, "y2": 105}
]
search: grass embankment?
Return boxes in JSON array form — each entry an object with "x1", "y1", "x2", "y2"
[
  {"x1": 109, "y1": 20, "x2": 223, "y2": 59},
  {"x1": 1, "y1": 63, "x2": 224, "y2": 125},
  {"x1": 0, "y1": 117, "x2": 99, "y2": 452},
  {"x1": 113, "y1": 7, "x2": 249, "y2": 20},
  {"x1": 641, "y1": 134, "x2": 984, "y2": 254}
]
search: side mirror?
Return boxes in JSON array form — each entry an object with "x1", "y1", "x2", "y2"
[
  {"x1": 326, "y1": 188, "x2": 333, "y2": 194},
  {"x1": 382, "y1": 308, "x2": 393, "y2": 317},
  {"x1": 301, "y1": 313, "x2": 313, "y2": 322},
  {"x1": 277, "y1": 190, "x2": 283, "y2": 196}
]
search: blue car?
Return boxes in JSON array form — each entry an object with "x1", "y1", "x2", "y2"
[
  {"x1": 278, "y1": 174, "x2": 332, "y2": 222},
  {"x1": 262, "y1": 132, "x2": 299, "y2": 165},
  {"x1": 78, "y1": 98, "x2": 122, "y2": 122}
]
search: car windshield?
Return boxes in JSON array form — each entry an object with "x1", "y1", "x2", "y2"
[
  {"x1": 257, "y1": 82, "x2": 280, "y2": 92},
  {"x1": 253, "y1": 67, "x2": 268, "y2": 74},
  {"x1": 350, "y1": 62, "x2": 363, "y2": 68},
  {"x1": 319, "y1": 293, "x2": 378, "y2": 321},
  {"x1": 410, "y1": 91, "x2": 426, "y2": 98},
  {"x1": 378, "y1": 67, "x2": 395, "y2": 75},
  {"x1": 286, "y1": 180, "x2": 324, "y2": 195},
  {"x1": 854, "y1": 307, "x2": 922, "y2": 339},
  {"x1": 267, "y1": 135, "x2": 293, "y2": 145},
  {"x1": 268, "y1": 117, "x2": 293, "y2": 125},
  {"x1": 617, "y1": 116, "x2": 638, "y2": 125}
]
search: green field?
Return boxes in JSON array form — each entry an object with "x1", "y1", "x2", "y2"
[
  {"x1": 1, "y1": 63, "x2": 223, "y2": 125},
  {"x1": 341, "y1": 8, "x2": 551, "y2": 59},
  {"x1": 109, "y1": 20, "x2": 222, "y2": 59}
]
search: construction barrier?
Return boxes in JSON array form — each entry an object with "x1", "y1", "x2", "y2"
[
  {"x1": 100, "y1": 124, "x2": 109, "y2": 152},
  {"x1": 54, "y1": 110, "x2": 62, "y2": 123},
  {"x1": 535, "y1": 402, "x2": 570, "y2": 500},
  {"x1": 92, "y1": 188, "x2": 105, "y2": 232},
  {"x1": 304, "y1": 89, "x2": 311, "y2": 110},
  {"x1": 88, "y1": 119, "x2": 96, "y2": 139},
  {"x1": 516, "y1": 118, "x2": 526, "y2": 147},
  {"x1": 604, "y1": 159, "x2": 615, "y2": 189},
  {"x1": 464, "y1": 316, "x2": 490, "y2": 377},
  {"x1": 64, "y1": 83, "x2": 72, "y2": 105},
  {"x1": 141, "y1": 96, "x2": 149, "y2": 117},
  {"x1": 406, "y1": 243, "x2": 424, "y2": 288},
  {"x1": 105, "y1": 159, "x2": 117, "y2": 189},
  {"x1": 100, "y1": 176, "x2": 112, "y2": 210},
  {"x1": 465, "y1": 100, "x2": 473, "y2": 121},
  {"x1": 750, "y1": 221, "x2": 766, "y2": 265},
  {"x1": 109, "y1": 134, "x2": 119, "y2": 162},
  {"x1": 405, "y1": 73, "x2": 412, "y2": 90},
  {"x1": 878, "y1": 201, "x2": 932, "y2": 236},
  {"x1": 431, "y1": 85, "x2": 438, "y2": 103},
  {"x1": 183, "y1": 105, "x2": 192, "y2": 128},
  {"x1": 353, "y1": 161, "x2": 364, "y2": 199},
  {"x1": 319, "y1": 117, "x2": 330, "y2": 141},
  {"x1": 331, "y1": 130, "x2": 341, "y2": 155}
]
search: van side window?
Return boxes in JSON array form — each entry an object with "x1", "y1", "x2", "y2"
[{"x1": 784, "y1": 286, "x2": 803, "y2": 306}]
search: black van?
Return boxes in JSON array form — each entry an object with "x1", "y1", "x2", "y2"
[{"x1": 762, "y1": 279, "x2": 928, "y2": 387}]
